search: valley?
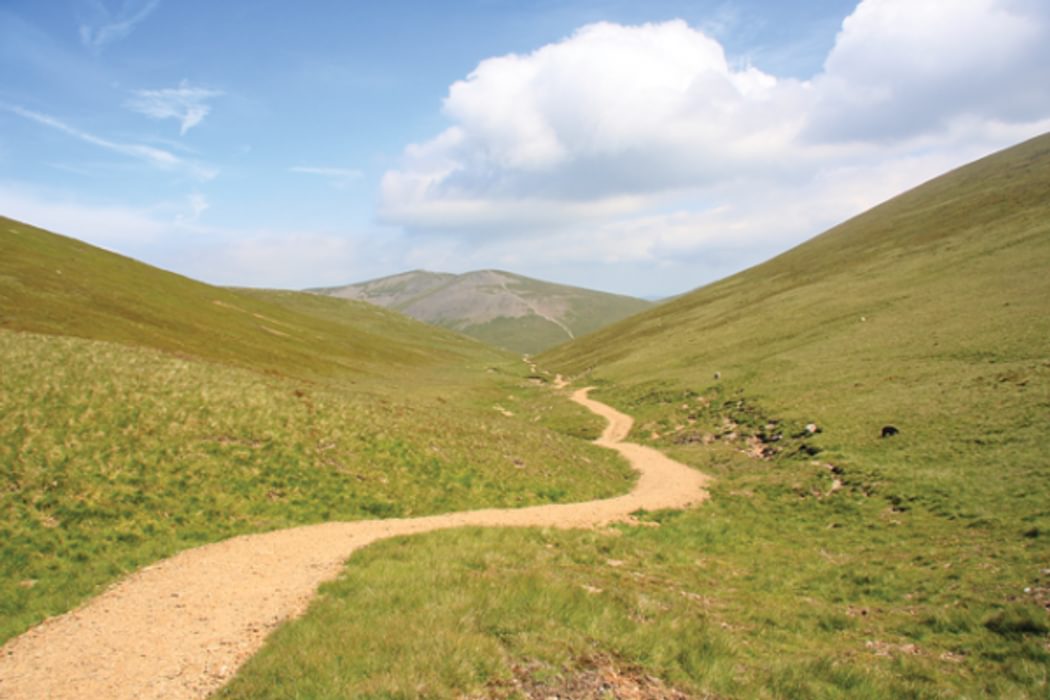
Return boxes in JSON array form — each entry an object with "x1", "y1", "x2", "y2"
[
  {"x1": 223, "y1": 133, "x2": 1050, "y2": 697},
  {"x1": 0, "y1": 219, "x2": 636, "y2": 648},
  {"x1": 1, "y1": 133, "x2": 1048, "y2": 698}
]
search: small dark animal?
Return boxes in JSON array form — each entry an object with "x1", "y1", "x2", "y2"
[{"x1": 881, "y1": 425, "x2": 900, "y2": 438}]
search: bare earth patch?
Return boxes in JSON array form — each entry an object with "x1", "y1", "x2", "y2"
[
  {"x1": 0, "y1": 387, "x2": 709, "y2": 700},
  {"x1": 466, "y1": 654, "x2": 703, "y2": 699}
]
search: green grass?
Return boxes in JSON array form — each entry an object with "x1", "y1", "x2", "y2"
[
  {"x1": 0, "y1": 219, "x2": 640, "y2": 645},
  {"x1": 0, "y1": 330, "x2": 632, "y2": 645},
  {"x1": 459, "y1": 314, "x2": 574, "y2": 355},
  {"x1": 217, "y1": 487, "x2": 1048, "y2": 699},
  {"x1": 215, "y1": 133, "x2": 1050, "y2": 697}
]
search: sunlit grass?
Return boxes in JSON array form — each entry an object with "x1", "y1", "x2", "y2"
[
  {"x1": 0, "y1": 330, "x2": 632, "y2": 644},
  {"x1": 217, "y1": 444, "x2": 1049, "y2": 699}
]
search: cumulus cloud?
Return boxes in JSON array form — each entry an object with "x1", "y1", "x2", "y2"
[
  {"x1": 380, "y1": 19, "x2": 803, "y2": 228},
  {"x1": 126, "y1": 80, "x2": 223, "y2": 135},
  {"x1": 79, "y1": 0, "x2": 160, "y2": 50},
  {"x1": 379, "y1": 0, "x2": 1050, "y2": 279},
  {"x1": 807, "y1": 0, "x2": 1050, "y2": 142}
]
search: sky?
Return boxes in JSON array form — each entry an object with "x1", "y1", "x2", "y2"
[{"x1": 1, "y1": 0, "x2": 1048, "y2": 298}]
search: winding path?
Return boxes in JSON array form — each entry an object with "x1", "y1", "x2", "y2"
[{"x1": 0, "y1": 387, "x2": 709, "y2": 700}]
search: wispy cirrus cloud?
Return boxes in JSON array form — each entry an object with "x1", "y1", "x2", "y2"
[
  {"x1": 79, "y1": 0, "x2": 161, "y2": 50},
  {"x1": 290, "y1": 165, "x2": 363, "y2": 188},
  {"x1": 177, "y1": 192, "x2": 209, "y2": 223},
  {"x1": 5, "y1": 104, "x2": 217, "y2": 180},
  {"x1": 126, "y1": 80, "x2": 223, "y2": 135}
]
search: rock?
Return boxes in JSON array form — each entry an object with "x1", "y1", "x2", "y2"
[
  {"x1": 792, "y1": 424, "x2": 821, "y2": 439},
  {"x1": 797, "y1": 443, "x2": 822, "y2": 457},
  {"x1": 672, "y1": 431, "x2": 706, "y2": 445}
]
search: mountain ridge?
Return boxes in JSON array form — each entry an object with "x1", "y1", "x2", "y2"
[{"x1": 313, "y1": 268, "x2": 652, "y2": 354}]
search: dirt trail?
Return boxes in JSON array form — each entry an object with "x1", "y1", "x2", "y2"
[{"x1": 0, "y1": 387, "x2": 709, "y2": 700}]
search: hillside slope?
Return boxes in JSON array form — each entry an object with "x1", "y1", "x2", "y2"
[
  {"x1": 315, "y1": 269, "x2": 652, "y2": 354},
  {"x1": 543, "y1": 134, "x2": 1050, "y2": 387},
  {"x1": 522, "y1": 133, "x2": 1050, "y2": 693},
  {"x1": 541, "y1": 131, "x2": 1050, "y2": 531},
  {"x1": 0, "y1": 220, "x2": 635, "y2": 646},
  {"x1": 0, "y1": 217, "x2": 501, "y2": 382}
]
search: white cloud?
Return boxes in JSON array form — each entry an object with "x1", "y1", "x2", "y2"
[
  {"x1": 0, "y1": 182, "x2": 172, "y2": 249},
  {"x1": 389, "y1": 142, "x2": 979, "y2": 270},
  {"x1": 126, "y1": 80, "x2": 223, "y2": 135},
  {"x1": 176, "y1": 192, "x2": 209, "y2": 224},
  {"x1": 188, "y1": 232, "x2": 362, "y2": 289},
  {"x1": 380, "y1": 18, "x2": 799, "y2": 219},
  {"x1": 807, "y1": 0, "x2": 1050, "y2": 142},
  {"x1": 5, "y1": 104, "x2": 218, "y2": 181},
  {"x1": 79, "y1": 0, "x2": 160, "y2": 50},
  {"x1": 0, "y1": 183, "x2": 223, "y2": 250},
  {"x1": 378, "y1": 0, "x2": 1050, "y2": 283},
  {"x1": 0, "y1": 181, "x2": 373, "y2": 290}
]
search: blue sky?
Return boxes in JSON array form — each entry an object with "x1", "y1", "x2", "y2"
[{"x1": 2, "y1": 0, "x2": 1048, "y2": 297}]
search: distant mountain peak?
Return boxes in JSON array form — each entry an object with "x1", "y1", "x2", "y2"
[{"x1": 311, "y1": 270, "x2": 652, "y2": 354}]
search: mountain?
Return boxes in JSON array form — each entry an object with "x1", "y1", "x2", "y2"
[{"x1": 313, "y1": 269, "x2": 653, "y2": 354}]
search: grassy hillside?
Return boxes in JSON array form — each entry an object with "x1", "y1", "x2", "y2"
[
  {"x1": 541, "y1": 131, "x2": 1050, "y2": 534},
  {"x1": 316, "y1": 269, "x2": 652, "y2": 354},
  {"x1": 0, "y1": 220, "x2": 634, "y2": 644},
  {"x1": 218, "y1": 134, "x2": 1050, "y2": 698},
  {"x1": 0, "y1": 217, "x2": 491, "y2": 382}
]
